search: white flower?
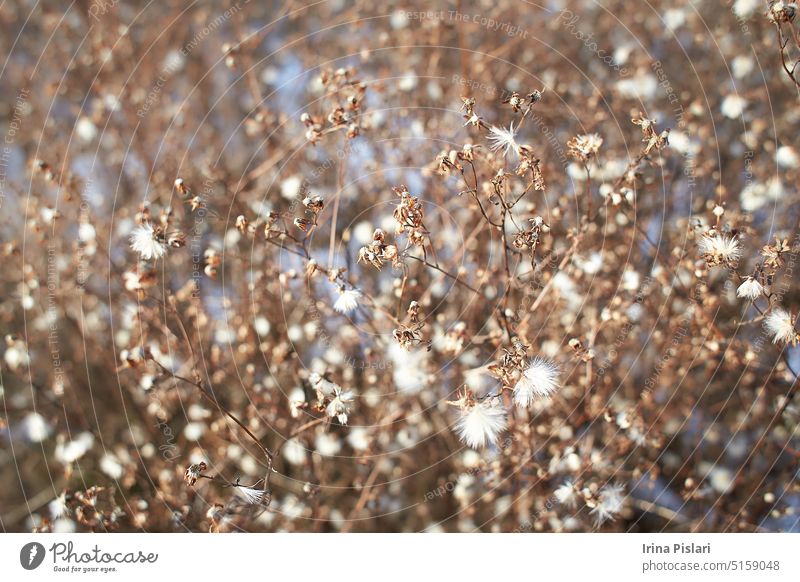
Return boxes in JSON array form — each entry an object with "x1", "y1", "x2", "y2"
[
  {"x1": 487, "y1": 122, "x2": 519, "y2": 159},
  {"x1": 333, "y1": 288, "x2": 361, "y2": 314},
  {"x1": 554, "y1": 481, "x2": 578, "y2": 508},
  {"x1": 233, "y1": 485, "x2": 266, "y2": 505},
  {"x1": 736, "y1": 277, "x2": 764, "y2": 301},
  {"x1": 698, "y1": 233, "x2": 742, "y2": 265},
  {"x1": 325, "y1": 386, "x2": 354, "y2": 424},
  {"x1": 513, "y1": 357, "x2": 561, "y2": 407},
  {"x1": 129, "y1": 224, "x2": 166, "y2": 260},
  {"x1": 590, "y1": 482, "x2": 625, "y2": 527},
  {"x1": 455, "y1": 400, "x2": 508, "y2": 449},
  {"x1": 764, "y1": 308, "x2": 797, "y2": 344}
]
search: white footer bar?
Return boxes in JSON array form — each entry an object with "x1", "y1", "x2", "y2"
[{"x1": 1, "y1": 533, "x2": 797, "y2": 581}]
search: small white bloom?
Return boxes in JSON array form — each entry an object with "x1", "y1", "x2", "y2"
[
  {"x1": 129, "y1": 224, "x2": 166, "y2": 260},
  {"x1": 76, "y1": 117, "x2": 98, "y2": 142},
  {"x1": 283, "y1": 438, "x2": 308, "y2": 465},
  {"x1": 254, "y1": 316, "x2": 271, "y2": 336},
  {"x1": 233, "y1": 485, "x2": 266, "y2": 505},
  {"x1": 333, "y1": 288, "x2": 361, "y2": 314},
  {"x1": 764, "y1": 308, "x2": 796, "y2": 344},
  {"x1": 325, "y1": 386, "x2": 354, "y2": 424},
  {"x1": 55, "y1": 431, "x2": 95, "y2": 464},
  {"x1": 733, "y1": 0, "x2": 760, "y2": 19},
  {"x1": 663, "y1": 8, "x2": 685, "y2": 30},
  {"x1": 100, "y1": 453, "x2": 124, "y2": 480},
  {"x1": 49, "y1": 492, "x2": 69, "y2": 519},
  {"x1": 732, "y1": 55, "x2": 754, "y2": 79},
  {"x1": 736, "y1": 277, "x2": 764, "y2": 301},
  {"x1": 78, "y1": 222, "x2": 96, "y2": 242},
  {"x1": 4, "y1": 336, "x2": 30, "y2": 370},
  {"x1": 698, "y1": 233, "x2": 742, "y2": 265},
  {"x1": 721, "y1": 94, "x2": 747, "y2": 119},
  {"x1": 776, "y1": 145, "x2": 799, "y2": 169},
  {"x1": 309, "y1": 372, "x2": 338, "y2": 396},
  {"x1": 487, "y1": 122, "x2": 519, "y2": 159},
  {"x1": 288, "y1": 387, "x2": 305, "y2": 419},
  {"x1": 183, "y1": 422, "x2": 205, "y2": 440},
  {"x1": 347, "y1": 427, "x2": 370, "y2": 451},
  {"x1": 280, "y1": 175, "x2": 302, "y2": 200},
  {"x1": 315, "y1": 432, "x2": 341, "y2": 456},
  {"x1": 513, "y1": 357, "x2": 561, "y2": 407},
  {"x1": 21, "y1": 412, "x2": 50, "y2": 442},
  {"x1": 455, "y1": 400, "x2": 508, "y2": 449},
  {"x1": 554, "y1": 481, "x2": 578, "y2": 508},
  {"x1": 389, "y1": 342, "x2": 428, "y2": 393},
  {"x1": 590, "y1": 482, "x2": 626, "y2": 527}
]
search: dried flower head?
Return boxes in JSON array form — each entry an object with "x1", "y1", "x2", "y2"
[
  {"x1": 129, "y1": 223, "x2": 167, "y2": 260},
  {"x1": 358, "y1": 228, "x2": 399, "y2": 270},
  {"x1": 325, "y1": 385, "x2": 355, "y2": 424},
  {"x1": 768, "y1": 1, "x2": 797, "y2": 23},
  {"x1": 568, "y1": 133, "x2": 603, "y2": 161},
  {"x1": 761, "y1": 236, "x2": 791, "y2": 269},
  {"x1": 392, "y1": 185, "x2": 426, "y2": 244},
  {"x1": 698, "y1": 232, "x2": 742, "y2": 266},
  {"x1": 184, "y1": 462, "x2": 207, "y2": 486}
]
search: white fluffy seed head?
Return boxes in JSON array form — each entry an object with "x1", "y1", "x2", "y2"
[
  {"x1": 129, "y1": 224, "x2": 167, "y2": 260},
  {"x1": 554, "y1": 481, "x2": 578, "y2": 508},
  {"x1": 487, "y1": 122, "x2": 519, "y2": 159},
  {"x1": 736, "y1": 277, "x2": 764, "y2": 300},
  {"x1": 333, "y1": 288, "x2": 362, "y2": 314},
  {"x1": 590, "y1": 482, "x2": 625, "y2": 527},
  {"x1": 233, "y1": 485, "x2": 266, "y2": 505},
  {"x1": 513, "y1": 357, "x2": 561, "y2": 407},
  {"x1": 764, "y1": 308, "x2": 796, "y2": 344},
  {"x1": 698, "y1": 233, "x2": 742, "y2": 265},
  {"x1": 455, "y1": 400, "x2": 508, "y2": 449}
]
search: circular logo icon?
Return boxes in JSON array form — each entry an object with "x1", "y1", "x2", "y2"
[{"x1": 20, "y1": 542, "x2": 46, "y2": 570}]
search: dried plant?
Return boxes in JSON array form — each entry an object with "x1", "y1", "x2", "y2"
[{"x1": 1, "y1": 1, "x2": 798, "y2": 534}]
